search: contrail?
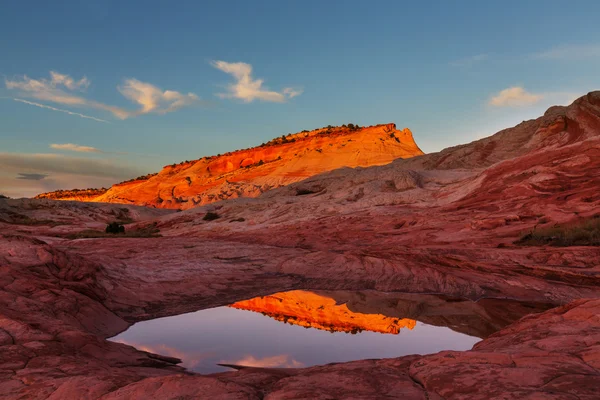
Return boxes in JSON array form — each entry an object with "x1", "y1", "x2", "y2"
[{"x1": 12, "y1": 98, "x2": 109, "y2": 123}]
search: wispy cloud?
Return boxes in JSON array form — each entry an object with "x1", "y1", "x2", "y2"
[
  {"x1": 489, "y1": 86, "x2": 544, "y2": 107},
  {"x1": 13, "y1": 98, "x2": 109, "y2": 123},
  {"x1": 48, "y1": 71, "x2": 90, "y2": 90},
  {"x1": 283, "y1": 87, "x2": 303, "y2": 98},
  {"x1": 450, "y1": 54, "x2": 489, "y2": 67},
  {"x1": 50, "y1": 143, "x2": 102, "y2": 153},
  {"x1": 0, "y1": 152, "x2": 143, "y2": 179},
  {"x1": 531, "y1": 44, "x2": 600, "y2": 60},
  {"x1": 5, "y1": 71, "x2": 199, "y2": 120},
  {"x1": 17, "y1": 173, "x2": 48, "y2": 180},
  {"x1": 212, "y1": 60, "x2": 302, "y2": 103},
  {"x1": 221, "y1": 354, "x2": 304, "y2": 369},
  {"x1": 117, "y1": 79, "x2": 199, "y2": 116}
]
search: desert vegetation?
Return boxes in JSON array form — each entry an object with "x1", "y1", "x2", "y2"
[
  {"x1": 34, "y1": 188, "x2": 108, "y2": 200},
  {"x1": 105, "y1": 222, "x2": 125, "y2": 234},
  {"x1": 117, "y1": 173, "x2": 159, "y2": 185},
  {"x1": 203, "y1": 212, "x2": 220, "y2": 221},
  {"x1": 65, "y1": 222, "x2": 161, "y2": 239},
  {"x1": 515, "y1": 215, "x2": 600, "y2": 246}
]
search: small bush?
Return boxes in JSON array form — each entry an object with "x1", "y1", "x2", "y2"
[
  {"x1": 67, "y1": 222, "x2": 160, "y2": 239},
  {"x1": 105, "y1": 222, "x2": 125, "y2": 234},
  {"x1": 203, "y1": 212, "x2": 220, "y2": 221}
]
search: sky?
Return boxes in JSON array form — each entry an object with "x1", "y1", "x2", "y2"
[{"x1": 1, "y1": 0, "x2": 600, "y2": 197}]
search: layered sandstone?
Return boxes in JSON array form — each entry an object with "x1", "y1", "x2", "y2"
[
  {"x1": 231, "y1": 290, "x2": 416, "y2": 334},
  {"x1": 1, "y1": 91, "x2": 600, "y2": 398},
  {"x1": 35, "y1": 123, "x2": 423, "y2": 208}
]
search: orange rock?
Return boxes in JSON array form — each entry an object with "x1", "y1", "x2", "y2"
[
  {"x1": 35, "y1": 123, "x2": 424, "y2": 208},
  {"x1": 231, "y1": 290, "x2": 416, "y2": 334}
]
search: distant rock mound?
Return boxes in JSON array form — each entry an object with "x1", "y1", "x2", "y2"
[
  {"x1": 35, "y1": 188, "x2": 108, "y2": 201},
  {"x1": 399, "y1": 91, "x2": 600, "y2": 170}
]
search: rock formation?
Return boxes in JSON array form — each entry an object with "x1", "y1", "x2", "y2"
[
  {"x1": 35, "y1": 123, "x2": 423, "y2": 208},
  {"x1": 2, "y1": 91, "x2": 600, "y2": 398},
  {"x1": 230, "y1": 290, "x2": 417, "y2": 334}
]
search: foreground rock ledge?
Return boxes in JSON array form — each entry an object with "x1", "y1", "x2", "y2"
[{"x1": 0, "y1": 229, "x2": 599, "y2": 399}]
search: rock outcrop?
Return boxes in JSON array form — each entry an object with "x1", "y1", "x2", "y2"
[
  {"x1": 231, "y1": 290, "x2": 417, "y2": 334},
  {"x1": 2, "y1": 91, "x2": 600, "y2": 398},
  {"x1": 35, "y1": 124, "x2": 423, "y2": 209}
]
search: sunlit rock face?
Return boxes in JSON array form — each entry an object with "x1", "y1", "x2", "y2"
[
  {"x1": 230, "y1": 290, "x2": 417, "y2": 334},
  {"x1": 35, "y1": 123, "x2": 424, "y2": 208}
]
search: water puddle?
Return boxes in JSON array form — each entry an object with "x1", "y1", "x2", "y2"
[{"x1": 110, "y1": 290, "x2": 551, "y2": 374}]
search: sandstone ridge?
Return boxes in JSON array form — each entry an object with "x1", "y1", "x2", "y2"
[{"x1": 35, "y1": 123, "x2": 423, "y2": 208}]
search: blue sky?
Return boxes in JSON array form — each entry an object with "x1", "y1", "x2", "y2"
[{"x1": 1, "y1": 0, "x2": 600, "y2": 197}]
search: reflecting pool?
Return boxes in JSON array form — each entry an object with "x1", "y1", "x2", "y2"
[{"x1": 110, "y1": 290, "x2": 550, "y2": 374}]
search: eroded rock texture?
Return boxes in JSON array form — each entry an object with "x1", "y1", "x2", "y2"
[{"x1": 1, "y1": 92, "x2": 600, "y2": 398}]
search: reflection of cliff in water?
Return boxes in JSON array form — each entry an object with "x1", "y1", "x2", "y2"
[
  {"x1": 231, "y1": 290, "x2": 416, "y2": 334},
  {"x1": 232, "y1": 290, "x2": 554, "y2": 339}
]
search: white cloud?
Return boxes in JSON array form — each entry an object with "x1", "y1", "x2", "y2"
[
  {"x1": 49, "y1": 71, "x2": 90, "y2": 90},
  {"x1": 117, "y1": 79, "x2": 199, "y2": 116},
  {"x1": 50, "y1": 143, "x2": 102, "y2": 153},
  {"x1": 221, "y1": 354, "x2": 304, "y2": 368},
  {"x1": 450, "y1": 54, "x2": 489, "y2": 67},
  {"x1": 283, "y1": 87, "x2": 303, "y2": 98},
  {"x1": 489, "y1": 87, "x2": 543, "y2": 107},
  {"x1": 531, "y1": 44, "x2": 600, "y2": 60},
  {"x1": 212, "y1": 60, "x2": 302, "y2": 103},
  {"x1": 13, "y1": 99, "x2": 109, "y2": 123},
  {"x1": 5, "y1": 72, "x2": 199, "y2": 120},
  {"x1": 6, "y1": 73, "x2": 97, "y2": 107}
]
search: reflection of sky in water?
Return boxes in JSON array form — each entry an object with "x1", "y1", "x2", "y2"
[{"x1": 110, "y1": 305, "x2": 480, "y2": 374}]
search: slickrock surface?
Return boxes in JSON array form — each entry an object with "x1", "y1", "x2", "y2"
[
  {"x1": 36, "y1": 123, "x2": 423, "y2": 208},
  {"x1": 1, "y1": 92, "x2": 600, "y2": 398}
]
